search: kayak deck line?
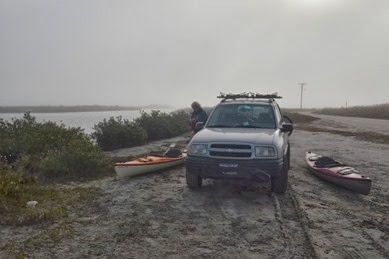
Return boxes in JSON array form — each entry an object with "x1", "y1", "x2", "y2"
[{"x1": 115, "y1": 155, "x2": 186, "y2": 166}]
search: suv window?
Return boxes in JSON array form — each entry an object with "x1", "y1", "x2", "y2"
[{"x1": 207, "y1": 103, "x2": 276, "y2": 129}]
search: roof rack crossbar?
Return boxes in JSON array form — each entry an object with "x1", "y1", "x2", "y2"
[{"x1": 217, "y1": 92, "x2": 282, "y2": 103}]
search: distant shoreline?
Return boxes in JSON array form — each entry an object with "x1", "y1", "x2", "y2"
[{"x1": 0, "y1": 105, "x2": 173, "y2": 113}]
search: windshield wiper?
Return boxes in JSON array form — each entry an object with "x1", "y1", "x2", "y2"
[
  {"x1": 234, "y1": 125, "x2": 264, "y2": 128},
  {"x1": 208, "y1": 125, "x2": 232, "y2": 128}
]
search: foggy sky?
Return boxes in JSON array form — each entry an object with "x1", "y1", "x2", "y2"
[{"x1": 1, "y1": 0, "x2": 388, "y2": 109}]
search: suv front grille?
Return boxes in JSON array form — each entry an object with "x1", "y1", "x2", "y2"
[
  {"x1": 209, "y1": 143, "x2": 253, "y2": 158},
  {"x1": 209, "y1": 151, "x2": 251, "y2": 157},
  {"x1": 210, "y1": 144, "x2": 251, "y2": 149}
]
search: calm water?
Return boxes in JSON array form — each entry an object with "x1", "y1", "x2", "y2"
[{"x1": 0, "y1": 109, "x2": 174, "y2": 134}]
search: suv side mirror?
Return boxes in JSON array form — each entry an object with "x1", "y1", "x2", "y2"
[
  {"x1": 281, "y1": 123, "x2": 293, "y2": 136},
  {"x1": 195, "y1": 122, "x2": 205, "y2": 131},
  {"x1": 282, "y1": 115, "x2": 293, "y2": 124}
]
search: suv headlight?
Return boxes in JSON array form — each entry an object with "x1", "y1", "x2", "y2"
[
  {"x1": 188, "y1": 144, "x2": 208, "y2": 156},
  {"x1": 254, "y1": 146, "x2": 276, "y2": 158}
]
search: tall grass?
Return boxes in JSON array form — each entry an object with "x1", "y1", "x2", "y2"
[
  {"x1": 315, "y1": 103, "x2": 389, "y2": 120},
  {"x1": 282, "y1": 112, "x2": 319, "y2": 124}
]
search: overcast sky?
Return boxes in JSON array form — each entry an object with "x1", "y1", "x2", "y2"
[{"x1": 1, "y1": 0, "x2": 388, "y2": 109}]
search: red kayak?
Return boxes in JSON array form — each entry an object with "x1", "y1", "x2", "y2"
[{"x1": 305, "y1": 151, "x2": 372, "y2": 195}]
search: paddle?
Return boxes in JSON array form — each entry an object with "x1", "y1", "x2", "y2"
[{"x1": 163, "y1": 143, "x2": 183, "y2": 158}]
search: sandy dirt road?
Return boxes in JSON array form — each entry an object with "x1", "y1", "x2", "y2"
[
  {"x1": 1, "y1": 114, "x2": 388, "y2": 258},
  {"x1": 300, "y1": 112, "x2": 389, "y2": 135}
]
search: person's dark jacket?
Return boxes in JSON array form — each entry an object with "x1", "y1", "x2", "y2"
[{"x1": 190, "y1": 109, "x2": 208, "y2": 132}]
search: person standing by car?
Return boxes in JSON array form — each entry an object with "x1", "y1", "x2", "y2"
[{"x1": 190, "y1": 101, "x2": 208, "y2": 133}]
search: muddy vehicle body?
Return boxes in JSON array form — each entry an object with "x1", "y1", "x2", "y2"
[{"x1": 185, "y1": 93, "x2": 293, "y2": 193}]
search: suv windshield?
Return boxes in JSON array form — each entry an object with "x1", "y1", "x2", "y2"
[{"x1": 207, "y1": 103, "x2": 276, "y2": 129}]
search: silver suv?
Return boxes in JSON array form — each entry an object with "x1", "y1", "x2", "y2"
[{"x1": 185, "y1": 93, "x2": 293, "y2": 193}]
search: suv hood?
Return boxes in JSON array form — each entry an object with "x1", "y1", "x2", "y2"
[{"x1": 192, "y1": 128, "x2": 277, "y2": 145}]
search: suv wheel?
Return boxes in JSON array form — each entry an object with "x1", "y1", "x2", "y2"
[
  {"x1": 288, "y1": 146, "x2": 291, "y2": 169},
  {"x1": 271, "y1": 155, "x2": 289, "y2": 193},
  {"x1": 186, "y1": 170, "x2": 203, "y2": 189}
]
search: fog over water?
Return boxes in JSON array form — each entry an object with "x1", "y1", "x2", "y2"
[{"x1": 1, "y1": 0, "x2": 388, "y2": 109}]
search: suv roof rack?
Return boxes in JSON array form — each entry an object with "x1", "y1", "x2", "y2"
[{"x1": 217, "y1": 92, "x2": 282, "y2": 103}]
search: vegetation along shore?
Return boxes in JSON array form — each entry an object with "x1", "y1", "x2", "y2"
[
  {"x1": 0, "y1": 109, "x2": 189, "y2": 229},
  {"x1": 315, "y1": 103, "x2": 389, "y2": 120},
  {"x1": 0, "y1": 104, "x2": 172, "y2": 113}
]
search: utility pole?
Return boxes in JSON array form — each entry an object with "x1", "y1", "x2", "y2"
[{"x1": 298, "y1": 83, "x2": 306, "y2": 109}]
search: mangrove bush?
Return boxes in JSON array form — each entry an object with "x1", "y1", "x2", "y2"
[
  {"x1": 134, "y1": 110, "x2": 190, "y2": 141},
  {"x1": 92, "y1": 116, "x2": 147, "y2": 151},
  {"x1": 92, "y1": 110, "x2": 190, "y2": 151},
  {"x1": 0, "y1": 113, "x2": 112, "y2": 181}
]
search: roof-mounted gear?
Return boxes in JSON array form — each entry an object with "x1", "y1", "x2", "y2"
[{"x1": 217, "y1": 92, "x2": 282, "y2": 103}]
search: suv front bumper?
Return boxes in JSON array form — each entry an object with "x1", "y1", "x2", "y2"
[{"x1": 185, "y1": 156, "x2": 283, "y2": 181}]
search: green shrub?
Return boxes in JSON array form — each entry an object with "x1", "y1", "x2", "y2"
[
  {"x1": 92, "y1": 116, "x2": 148, "y2": 151},
  {"x1": 0, "y1": 113, "x2": 112, "y2": 181},
  {"x1": 38, "y1": 136, "x2": 112, "y2": 179},
  {"x1": 92, "y1": 110, "x2": 190, "y2": 151},
  {"x1": 134, "y1": 110, "x2": 190, "y2": 141},
  {"x1": 0, "y1": 168, "x2": 23, "y2": 197},
  {"x1": 168, "y1": 110, "x2": 193, "y2": 136}
]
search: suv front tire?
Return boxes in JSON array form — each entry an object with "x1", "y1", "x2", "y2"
[
  {"x1": 186, "y1": 170, "x2": 203, "y2": 189},
  {"x1": 271, "y1": 155, "x2": 289, "y2": 193}
]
